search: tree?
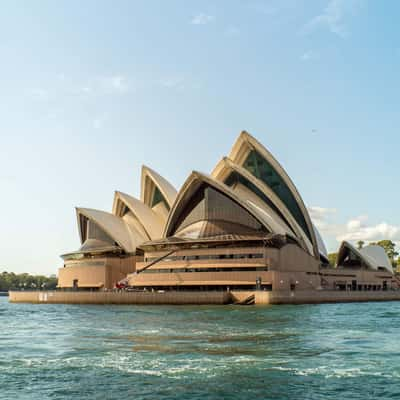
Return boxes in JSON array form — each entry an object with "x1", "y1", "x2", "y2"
[
  {"x1": 0, "y1": 271, "x2": 58, "y2": 291},
  {"x1": 357, "y1": 240, "x2": 365, "y2": 250},
  {"x1": 328, "y1": 252, "x2": 337, "y2": 266},
  {"x1": 396, "y1": 257, "x2": 400, "y2": 274}
]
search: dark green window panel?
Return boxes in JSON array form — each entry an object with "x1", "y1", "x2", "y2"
[
  {"x1": 224, "y1": 171, "x2": 294, "y2": 234},
  {"x1": 151, "y1": 186, "x2": 170, "y2": 211},
  {"x1": 171, "y1": 184, "x2": 268, "y2": 238},
  {"x1": 243, "y1": 150, "x2": 311, "y2": 240}
]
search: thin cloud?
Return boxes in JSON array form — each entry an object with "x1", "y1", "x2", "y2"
[
  {"x1": 225, "y1": 26, "x2": 240, "y2": 37},
  {"x1": 30, "y1": 74, "x2": 133, "y2": 100},
  {"x1": 337, "y1": 216, "x2": 400, "y2": 242},
  {"x1": 304, "y1": 0, "x2": 363, "y2": 38},
  {"x1": 301, "y1": 51, "x2": 316, "y2": 61},
  {"x1": 191, "y1": 14, "x2": 215, "y2": 25},
  {"x1": 28, "y1": 88, "x2": 49, "y2": 100},
  {"x1": 309, "y1": 207, "x2": 400, "y2": 244},
  {"x1": 70, "y1": 75, "x2": 132, "y2": 96},
  {"x1": 248, "y1": 3, "x2": 277, "y2": 16},
  {"x1": 95, "y1": 75, "x2": 130, "y2": 94},
  {"x1": 309, "y1": 206, "x2": 337, "y2": 220},
  {"x1": 159, "y1": 77, "x2": 184, "y2": 89},
  {"x1": 92, "y1": 118, "x2": 103, "y2": 130},
  {"x1": 80, "y1": 86, "x2": 92, "y2": 94},
  {"x1": 308, "y1": 206, "x2": 337, "y2": 231}
]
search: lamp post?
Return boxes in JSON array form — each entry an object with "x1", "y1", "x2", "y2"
[{"x1": 256, "y1": 277, "x2": 262, "y2": 291}]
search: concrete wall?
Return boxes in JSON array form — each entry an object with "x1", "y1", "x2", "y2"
[
  {"x1": 267, "y1": 271, "x2": 320, "y2": 291},
  {"x1": 8, "y1": 290, "x2": 230, "y2": 305},
  {"x1": 130, "y1": 270, "x2": 272, "y2": 287},
  {"x1": 320, "y1": 268, "x2": 395, "y2": 290},
  {"x1": 255, "y1": 290, "x2": 400, "y2": 305},
  {"x1": 58, "y1": 264, "x2": 106, "y2": 288},
  {"x1": 131, "y1": 244, "x2": 320, "y2": 289},
  {"x1": 276, "y1": 244, "x2": 320, "y2": 273},
  {"x1": 141, "y1": 246, "x2": 268, "y2": 263},
  {"x1": 58, "y1": 255, "x2": 137, "y2": 289}
]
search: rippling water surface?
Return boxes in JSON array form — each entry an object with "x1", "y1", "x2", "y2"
[{"x1": 1, "y1": 297, "x2": 400, "y2": 399}]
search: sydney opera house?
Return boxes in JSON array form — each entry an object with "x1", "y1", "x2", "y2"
[{"x1": 55, "y1": 130, "x2": 399, "y2": 304}]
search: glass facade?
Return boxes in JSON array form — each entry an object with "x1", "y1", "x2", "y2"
[
  {"x1": 87, "y1": 220, "x2": 115, "y2": 245},
  {"x1": 151, "y1": 186, "x2": 170, "y2": 211},
  {"x1": 142, "y1": 266, "x2": 269, "y2": 273},
  {"x1": 145, "y1": 253, "x2": 264, "y2": 262},
  {"x1": 172, "y1": 185, "x2": 268, "y2": 239},
  {"x1": 224, "y1": 171, "x2": 294, "y2": 234},
  {"x1": 243, "y1": 150, "x2": 312, "y2": 241},
  {"x1": 132, "y1": 284, "x2": 273, "y2": 291}
]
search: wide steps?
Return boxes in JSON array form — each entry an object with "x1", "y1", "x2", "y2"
[{"x1": 234, "y1": 294, "x2": 255, "y2": 305}]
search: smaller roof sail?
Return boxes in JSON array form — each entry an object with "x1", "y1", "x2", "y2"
[
  {"x1": 76, "y1": 208, "x2": 146, "y2": 254},
  {"x1": 336, "y1": 241, "x2": 393, "y2": 273},
  {"x1": 227, "y1": 131, "x2": 319, "y2": 258},
  {"x1": 112, "y1": 191, "x2": 164, "y2": 240},
  {"x1": 140, "y1": 165, "x2": 178, "y2": 222},
  {"x1": 360, "y1": 245, "x2": 393, "y2": 274}
]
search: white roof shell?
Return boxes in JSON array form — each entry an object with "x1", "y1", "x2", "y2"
[
  {"x1": 76, "y1": 207, "x2": 146, "y2": 253},
  {"x1": 113, "y1": 191, "x2": 164, "y2": 240},
  {"x1": 140, "y1": 165, "x2": 177, "y2": 209},
  {"x1": 223, "y1": 131, "x2": 320, "y2": 258},
  {"x1": 212, "y1": 156, "x2": 314, "y2": 255},
  {"x1": 164, "y1": 171, "x2": 300, "y2": 244},
  {"x1": 337, "y1": 241, "x2": 393, "y2": 273},
  {"x1": 360, "y1": 245, "x2": 393, "y2": 274}
]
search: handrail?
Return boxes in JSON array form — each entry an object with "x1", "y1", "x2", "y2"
[{"x1": 136, "y1": 250, "x2": 177, "y2": 274}]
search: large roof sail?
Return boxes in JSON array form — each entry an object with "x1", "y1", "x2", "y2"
[
  {"x1": 212, "y1": 157, "x2": 314, "y2": 255},
  {"x1": 227, "y1": 131, "x2": 320, "y2": 259},
  {"x1": 164, "y1": 171, "x2": 301, "y2": 242}
]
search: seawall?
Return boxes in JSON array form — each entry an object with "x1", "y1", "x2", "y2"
[
  {"x1": 8, "y1": 290, "x2": 230, "y2": 305},
  {"x1": 255, "y1": 290, "x2": 400, "y2": 304},
  {"x1": 9, "y1": 289, "x2": 400, "y2": 305}
]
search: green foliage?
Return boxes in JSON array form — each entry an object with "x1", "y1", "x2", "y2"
[
  {"x1": 328, "y1": 252, "x2": 338, "y2": 266},
  {"x1": 0, "y1": 271, "x2": 57, "y2": 291},
  {"x1": 357, "y1": 240, "x2": 365, "y2": 250}
]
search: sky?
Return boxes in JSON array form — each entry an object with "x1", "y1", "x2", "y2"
[{"x1": 1, "y1": 0, "x2": 400, "y2": 275}]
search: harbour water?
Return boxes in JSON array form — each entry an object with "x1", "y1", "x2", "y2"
[{"x1": 1, "y1": 296, "x2": 400, "y2": 400}]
